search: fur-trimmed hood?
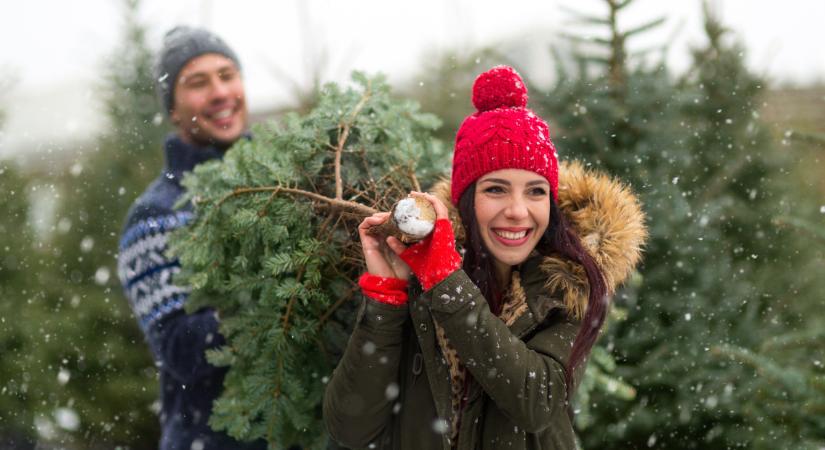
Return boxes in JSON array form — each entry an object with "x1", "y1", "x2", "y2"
[{"x1": 430, "y1": 160, "x2": 648, "y2": 319}]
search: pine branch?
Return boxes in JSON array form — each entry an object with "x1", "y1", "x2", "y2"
[
  {"x1": 407, "y1": 163, "x2": 422, "y2": 192},
  {"x1": 789, "y1": 130, "x2": 825, "y2": 147},
  {"x1": 624, "y1": 17, "x2": 666, "y2": 39},
  {"x1": 216, "y1": 185, "x2": 378, "y2": 217},
  {"x1": 281, "y1": 265, "x2": 306, "y2": 334},
  {"x1": 258, "y1": 189, "x2": 281, "y2": 217},
  {"x1": 696, "y1": 155, "x2": 750, "y2": 205},
  {"x1": 334, "y1": 79, "x2": 373, "y2": 200},
  {"x1": 317, "y1": 283, "x2": 360, "y2": 329},
  {"x1": 773, "y1": 215, "x2": 825, "y2": 242}
]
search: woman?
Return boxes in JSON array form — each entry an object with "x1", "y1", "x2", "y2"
[{"x1": 324, "y1": 66, "x2": 647, "y2": 449}]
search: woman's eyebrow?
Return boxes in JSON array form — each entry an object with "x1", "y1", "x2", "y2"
[
  {"x1": 478, "y1": 178, "x2": 549, "y2": 187},
  {"x1": 479, "y1": 178, "x2": 510, "y2": 185}
]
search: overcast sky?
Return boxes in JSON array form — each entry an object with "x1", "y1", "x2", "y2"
[{"x1": 1, "y1": 0, "x2": 824, "y2": 158}]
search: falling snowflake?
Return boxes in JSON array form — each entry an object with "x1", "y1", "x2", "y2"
[
  {"x1": 94, "y1": 267, "x2": 111, "y2": 285},
  {"x1": 431, "y1": 418, "x2": 449, "y2": 434},
  {"x1": 57, "y1": 368, "x2": 70, "y2": 385}
]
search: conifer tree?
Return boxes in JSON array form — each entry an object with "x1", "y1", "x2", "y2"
[
  {"x1": 533, "y1": 1, "x2": 825, "y2": 448},
  {"x1": 661, "y1": 6, "x2": 821, "y2": 448},
  {"x1": 169, "y1": 72, "x2": 446, "y2": 447},
  {"x1": 45, "y1": 0, "x2": 166, "y2": 444},
  {"x1": 1, "y1": 0, "x2": 166, "y2": 447},
  {"x1": 0, "y1": 161, "x2": 42, "y2": 448}
]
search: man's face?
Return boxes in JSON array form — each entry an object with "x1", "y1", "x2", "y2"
[{"x1": 171, "y1": 53, "x2": 248, "y2": 148}]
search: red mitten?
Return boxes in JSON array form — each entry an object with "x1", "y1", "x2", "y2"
[
  {"x1": 358, "y1": 273, "x2": 409, "y2": 307},
  {"x1": 399, "y1": 218, "x2": 462, "y2": 291}
]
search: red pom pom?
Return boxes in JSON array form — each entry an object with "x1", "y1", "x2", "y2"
[{"x1": 471, "y1": 65, "x2": 528, "y2": 112}]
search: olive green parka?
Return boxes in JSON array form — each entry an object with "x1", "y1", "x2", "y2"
[{"x1": 324, "y1": 161, "x2": 647, "y2": 449}]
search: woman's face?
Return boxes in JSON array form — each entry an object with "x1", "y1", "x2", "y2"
[{"x1": 474, "y1": 169, "x2": 551, "y2": 269}]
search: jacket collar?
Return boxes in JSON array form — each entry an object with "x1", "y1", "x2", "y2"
[
  {"x1": 432, "y1": 160, "x2": 648, "y2": 320},
  {"x1": 162, "y1": 133, "x2": 227, "y2": 185},
  {"x1": 505, "y1": 255, "x2": 567, "y2": 337}
]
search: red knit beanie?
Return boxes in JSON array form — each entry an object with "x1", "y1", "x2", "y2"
[{"x1": 451, "y1": 65, "x2": 558, "y2": 205}]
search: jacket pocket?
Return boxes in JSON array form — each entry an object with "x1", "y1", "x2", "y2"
[{"x1": 411, "y1": 352, "x2": 424, "y2": 381}]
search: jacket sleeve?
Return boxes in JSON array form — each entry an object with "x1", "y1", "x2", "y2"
[
  {"x1": 427, "y1": 269, "x2": 580, "y2": 434},
  {"x1": 147, "y1": 307, "x2": 225, "y2": 384},
  {"x1": 323, "y1": 297, "x2": 409, "y2": 448},
  {"x1": 117, "y1": 206, "x2": 224, "y2": 385}
]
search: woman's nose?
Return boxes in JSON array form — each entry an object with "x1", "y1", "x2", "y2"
[{"x1": 504, "y1": 196, "x2": 529, "y2": 219}]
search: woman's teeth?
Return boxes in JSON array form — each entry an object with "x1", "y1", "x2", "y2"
[{"x1": 494, "y1": 229, "x2": 528, "y2": 240}]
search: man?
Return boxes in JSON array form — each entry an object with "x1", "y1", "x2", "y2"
[{"x1": 116, "y1": 26, "x2": 264, "y2": 450}]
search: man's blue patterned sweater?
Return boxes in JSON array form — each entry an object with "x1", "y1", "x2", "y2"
[{"x1": 117, "y1": 134, "x2": 265, "y2": 450}]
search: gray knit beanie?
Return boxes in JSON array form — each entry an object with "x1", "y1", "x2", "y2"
[{"x1": 155, "y1": 26, "x2": 242, "y2": 115}]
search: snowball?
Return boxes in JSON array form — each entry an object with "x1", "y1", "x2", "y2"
[{"x1": 393, "y1": 198, "x2": 434, "y2": 238}]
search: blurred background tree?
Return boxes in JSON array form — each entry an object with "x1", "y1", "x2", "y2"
[
  {"x1": 527, "y1": 1, "x2": 825, "y2": 448},
  {"x1": 0, "y1": 159, "x2": 42, "y2": 448},
  {"x1": 0, "y1": 0, "x2": 165, "y2": 447}
]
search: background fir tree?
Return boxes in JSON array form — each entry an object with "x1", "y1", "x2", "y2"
[
  {"x1": 681, "y1": 12, "x2": 823, "y2": 447},
  {"x1": 0, "y1": 0, "x2": 165, "y2": 447},
  {"x1": 402, "y1": 48, "x2": 506, "y2": 143},
  {"x1": 0, "y1": 161, "x2": 42, "y2": 448},
  {"x1": 0, "y1": 71, "x2": 55, "y2": 448},
  {"x1": 41, "y1": 0, "x2": 166, "y2": 445},
  {"x1": 169, "y1": 72, "x2": 447, "y2": 447},
  {"x1": 532, "y1": 1, "x2": 825, "y2": 448}
]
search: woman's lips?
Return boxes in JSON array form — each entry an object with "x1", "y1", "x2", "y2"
[{"x1": 491, "y1": 227, "x2": 532, "y2": 247}]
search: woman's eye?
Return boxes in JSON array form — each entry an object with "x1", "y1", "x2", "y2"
[
  {"x1": 529, "y1": 187, "x2": 548, "y2": 196},
  {"x1": 484, "y1": 186, "x2": 505, "y2": 194}
]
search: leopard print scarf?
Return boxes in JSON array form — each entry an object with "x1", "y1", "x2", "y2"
[{"x1": 433, "y1": 271, "x2": 530, "y2": 446}]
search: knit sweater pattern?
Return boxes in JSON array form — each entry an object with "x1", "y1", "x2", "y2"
[{"x1": 117, "y1": 134, "x2": 265, "y2": 450}]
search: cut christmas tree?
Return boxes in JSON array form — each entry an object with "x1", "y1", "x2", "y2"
[{"x1": 168, "y1": 72, "x2": 447, "y2": 447}]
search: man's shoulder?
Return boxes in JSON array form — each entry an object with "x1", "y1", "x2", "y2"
[
  {"x1": 131, "y1": 174, "x2": 185, "y2": 214},
  {"x1": 119, "y1": 175, "x2": 191, "y2": 251}
]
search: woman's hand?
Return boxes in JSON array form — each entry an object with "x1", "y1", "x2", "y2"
[
  {"x1": 391, "y1": 191, "x2": 462, "y2": 291},
  {"x1": 358, "y1": 212, "x2": 411, "y2": 280},
  {"x1": 407, "y1": 191, "x2": 450, "y2": 221}
]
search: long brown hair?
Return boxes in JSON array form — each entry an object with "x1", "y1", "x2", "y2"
[{"x1": 457, "y1": 183, "x2": 607, "y2": 400}]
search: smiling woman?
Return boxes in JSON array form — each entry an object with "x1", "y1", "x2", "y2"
[{"x1": 324, "y1": 65, "x2": 647, "y2": 449}]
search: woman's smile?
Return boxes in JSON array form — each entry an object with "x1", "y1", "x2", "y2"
[{"x1": 491, "y1": 227, "x2": 533, "y2": 246}]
